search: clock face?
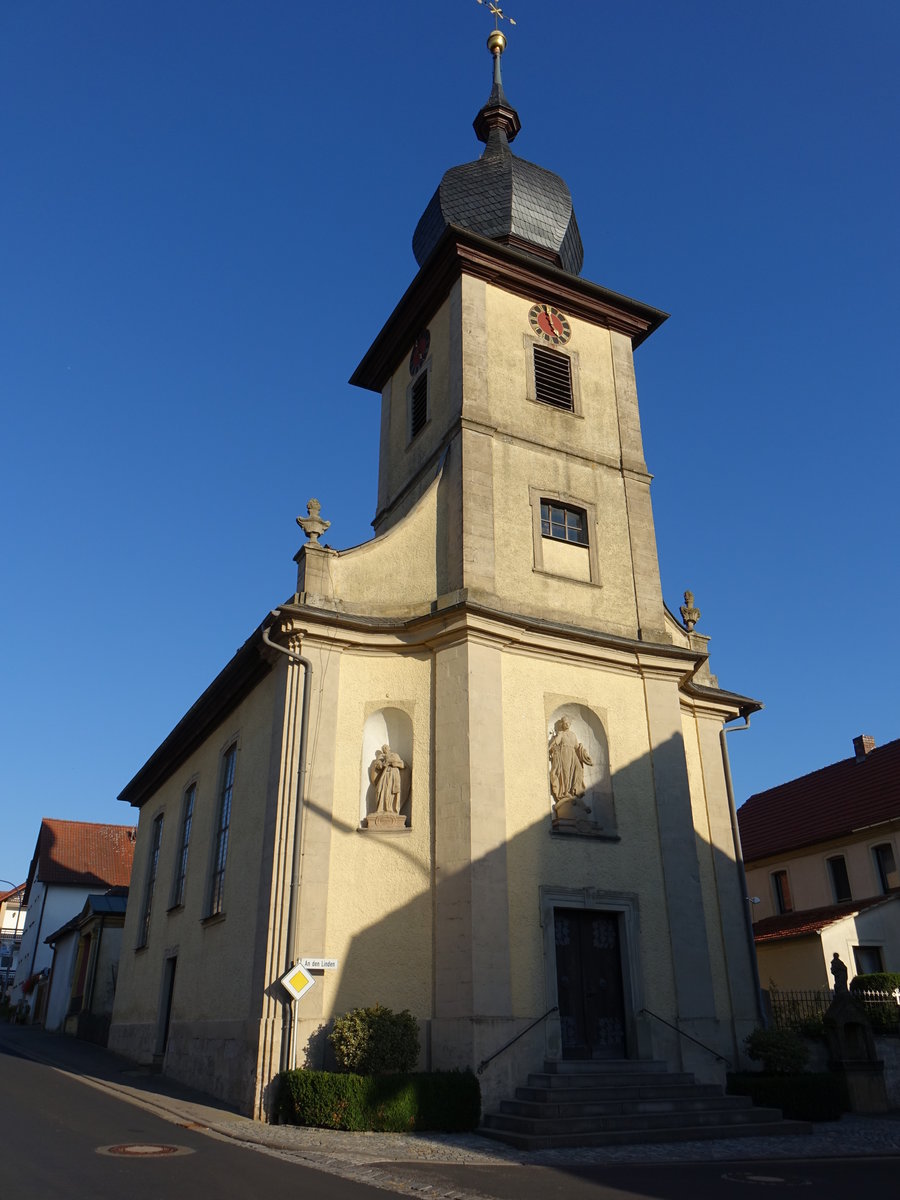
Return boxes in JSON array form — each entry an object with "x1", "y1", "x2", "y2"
[
  {"x1": 529, "y1": 303, "x2": 571, "y2": 346},
  {"x1": 409, "y1": 329, "x2": 431, "y2": 375}
]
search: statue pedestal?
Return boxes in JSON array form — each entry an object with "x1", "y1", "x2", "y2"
[
  {"x1": 364, "y1": 812, "x2": 407, "y2": 831},
  {"x1": 824, "y1": 988, "x2": 889, "y2": 1113}
]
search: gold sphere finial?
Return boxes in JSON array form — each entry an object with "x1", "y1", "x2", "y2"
[{"x1": 487, "y1": 28, "x2": 506, "y2": 56}]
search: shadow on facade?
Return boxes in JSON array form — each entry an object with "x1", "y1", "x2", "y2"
[{"x1": 285, "y1": 729, "x2": 759, "y2": 1112}]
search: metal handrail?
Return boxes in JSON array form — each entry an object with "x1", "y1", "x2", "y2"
[
  {"x1": 639, "y1": 1007, "x2": 730, "y2": 1067},
  {"x1": 476, "y1": 1006, "x2": 559, "y2": 1075}
]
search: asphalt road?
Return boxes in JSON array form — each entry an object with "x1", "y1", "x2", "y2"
[
  {"x1": 0, "y1": 1040, "x2": 388, "y2": 1200},
  {"x1": 378, "y1": 1157, "x2": 900, "y2": 1200}
]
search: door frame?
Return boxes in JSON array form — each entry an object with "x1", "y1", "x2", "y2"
[{"x1": 540, "y1": 886, "x2": 643, "y2": 1063}]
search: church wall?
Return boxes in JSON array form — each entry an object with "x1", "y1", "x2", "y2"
[
  {"x1": 110, "y1": 668, "x2": 283, "y2": 1111},
  {"x1": 311, "y1": 649, "x2": 434, "y2": 1029},
  {"x1": 499, "y1": 651, "x2": 679, "y2": 1032}
]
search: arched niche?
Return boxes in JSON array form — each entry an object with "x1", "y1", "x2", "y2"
[
  {"x1": 359, "y1": 707, "x2": 413, "y2": 829},
  {"x1": 547, "y1": 703, "x2": 616, "y2": 836}
]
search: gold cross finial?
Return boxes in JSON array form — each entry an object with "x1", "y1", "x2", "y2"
[{"x1": 476, "y1": 0, "x2": 516, "y2": 30}]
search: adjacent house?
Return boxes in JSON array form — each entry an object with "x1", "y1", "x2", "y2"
[
  {"x1": 0, "y1": 883, "x2": 26, "y2": 998},
  {"x1": 109, "y1": 33, "x2": 763, "y2": 1121},
  {"x1": 738, "y1": 735, "x2": 900, "y2": 989},
  {"x1": 44, "y1": 888, "x2": 130, "y2": 1043},
  {"x1": 11, "y1": 819, "x2": 136, "y2": 1022}
]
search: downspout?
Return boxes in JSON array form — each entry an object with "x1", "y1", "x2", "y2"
[
  {"x1": 720, "y1": 710, "x2": 765, "y2": 1027},
  {"x1": 261, "y1": 613, "x2": 313, "y2": 1072}
]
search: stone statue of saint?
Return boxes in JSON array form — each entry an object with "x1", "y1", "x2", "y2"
[
  {"x1": 830, "y1": 952, "x2": 849, "y2": 994},
  {"x1": 548, "y1": 717, "x2": 593, "y2": 808},
  {"x1": 371, "y1": 745, "x2": 405, "y2": 814}
]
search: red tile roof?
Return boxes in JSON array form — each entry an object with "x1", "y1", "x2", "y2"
[
  {"x1": 752, "y1": 894, "x2": 896, "y2": 944},
  {"x1": 24, "y1": 819, "x2": 136, "y2": 902},
  {"x1": 738, "y1": 737, "x2": 900, "y2": 863},
  {"x1": 0, "y1": 884, "x2": 25, "y2": 904}
]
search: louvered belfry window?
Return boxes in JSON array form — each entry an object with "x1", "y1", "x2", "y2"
[
  {"x1": 410, "y1": 372, "x2": 428, "y2": 439},
  {"x1": 533, "y1": 344, "x2": 573, "y2": 410}
]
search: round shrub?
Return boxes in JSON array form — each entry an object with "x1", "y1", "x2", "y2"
[
  {"x1": 329, "y1": 1004, "x2": 420, "y2": 1074},
  {"x1": 744, "y1": 1027, "x2": 809, "y2": 1074}
]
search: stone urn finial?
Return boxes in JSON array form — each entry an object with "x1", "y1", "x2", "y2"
[
  {"x1": 680, "y1": 589, "x2": 700, "y2": 632},
  {"x1": 296, "y1": 498, "x2": 330, "y2": 544}
]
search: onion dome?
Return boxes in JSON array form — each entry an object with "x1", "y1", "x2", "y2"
[{"x1": 413, "y1": 29, "x2": 583, "y2": 276}]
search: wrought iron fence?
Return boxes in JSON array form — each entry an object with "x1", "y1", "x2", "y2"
[{"x1": 767, "y1": 987, "x2": 900, "y2": 1034}]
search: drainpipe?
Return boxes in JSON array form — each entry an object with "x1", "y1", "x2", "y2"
[
  {"x1": 261, "y1": 613, "x2": 312, "y2": 1072},
  {"x1": 720, "y1": 711, "x2": 765, "y2": 1027}
]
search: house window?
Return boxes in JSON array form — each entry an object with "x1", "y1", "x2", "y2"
[
  {"x1": 772, "y1": 869, "x2": 793, "y2": 915},
  {"x1": 533, "y1": 345, "x2": 574, "y2": 411},
  {"x1": 827, "y1": 855, "x2": 852, "y2": 903},
  {"x1": 208, "y1": 745, "x2": 236, "y2": 917},
  {"x1": 873, "y1": 843, "x2": 899, "y2": 894},
  {"x1": 853, "y1": 945, "x2": 884, "y2": 975},
  {"x1": 171, "y1": 783, "x2": 195, "y2": 908},
  {"x1": 138, "y1": 814, "x2": 164, "y2": 948},
  {"x1": 541, "y1": 501, "x2": 587, "y2": 545},
  {"x1": 408, "y1": 369, "x2": 429, "y2": 441}
]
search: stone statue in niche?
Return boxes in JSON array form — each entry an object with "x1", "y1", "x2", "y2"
[
  {"x1": 549, "y1": 717, "x2": 593, "y2": 807},
  {"x1": 364, "y1": 744, "x2": 408, "y2": 830}
]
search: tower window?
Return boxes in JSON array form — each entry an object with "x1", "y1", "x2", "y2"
[
  {"x1": 409, "y1": 371, "x2": 429, "y2": 441},
  {"x1": 541, "y1": 501, "x2": 587, "y2": 545},
  {"x1": 533, "y1": 345, "x2": 573, "y2": 411}
]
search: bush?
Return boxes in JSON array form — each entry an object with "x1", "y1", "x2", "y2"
[
  {"x1": 329, "y1": 1004, "x2": 420, "y2": 1074},
  {"x1": 278, "y1": 1068, "x2": 481, "y2": 1131},
  {"x1": 744, "y1": 1027, "x2": 809, "y2": 1074},
  {"x1": 849, "y1": 972, "x2": 900, "y2": 994}
]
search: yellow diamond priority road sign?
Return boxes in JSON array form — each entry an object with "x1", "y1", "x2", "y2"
[{"x1": 281, "y1": 961, "x2": 315, "y2": 1001}]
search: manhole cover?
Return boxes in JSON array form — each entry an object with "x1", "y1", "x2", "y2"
[
  {"x1": 96, "y1": 1143, "x2": 194, "y2": 1158},
  {"x1": 722, "y1": 1172, "x2": 811, "y2": 1188}
]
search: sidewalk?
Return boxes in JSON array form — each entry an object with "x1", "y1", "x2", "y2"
[{"x1": 3, "y1": 1023, "x2": 900, "y2": 1192}]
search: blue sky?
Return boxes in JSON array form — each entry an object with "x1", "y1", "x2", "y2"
[{"x1": 2, "y1": 1, "x2": 898, "y2": 886}]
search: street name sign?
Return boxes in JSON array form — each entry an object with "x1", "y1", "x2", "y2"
[{"x1": 299, "y1": 957, "x2": 339, "y2": 970}]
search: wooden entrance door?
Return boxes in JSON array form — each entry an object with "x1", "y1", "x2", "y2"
[{"x1": 554, "y1": 908, "x2": 627, "y2": 1060}]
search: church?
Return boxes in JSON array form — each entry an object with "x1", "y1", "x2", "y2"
[{"x1": 109, "y1": 26, "x2": 762, "y2": 1121}]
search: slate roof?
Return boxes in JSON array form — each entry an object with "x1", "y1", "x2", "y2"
[
  {"x1": 752, "y1": 894, "x2": 897, "y2": 944},
  {"x1": 24, "y1": 818, "x2": 136, "y2": 903},
  {"x1": 737, "y1": 738, "x2": 900, "y2": 863},
  {"x1": 412, "y1": 52, "x2": 583, "y2": 275}
]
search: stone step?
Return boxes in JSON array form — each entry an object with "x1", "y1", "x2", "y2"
[
  {"x1": 517, "y1": 1081, "x2": 723, "y2": 1103},
  {"x1": 501, "y1": 1093, "x2": 753, "y2": 1119},
  {"x1": 483, "y1": 1104, "x2": 786, "y2": 1138},
  {"x1": 527, "y1": 1070, "x2": 697, "y2": 1090},
  {"x1": 542, "y1": 1058, "x2": 669, "y2": 1074},
  {"x1": 479, "y1": 1118, "x2": 813, "y2": 1152}
]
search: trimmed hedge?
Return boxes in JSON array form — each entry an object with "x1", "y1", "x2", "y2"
[
  {"x1": 727, "y1": 1071, "x2": 849, "y2": 1122},
  {"x1": 278, "y1": 1068, "x2": 481, "y2": 1132}
]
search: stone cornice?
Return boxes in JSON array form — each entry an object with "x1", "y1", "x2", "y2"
[
  {"x1": 350, "y1": 227, "x2": 668, "y2": 394},
  {"x1": 119, "y1": 600, "x2": 759, "y2": 809}
]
